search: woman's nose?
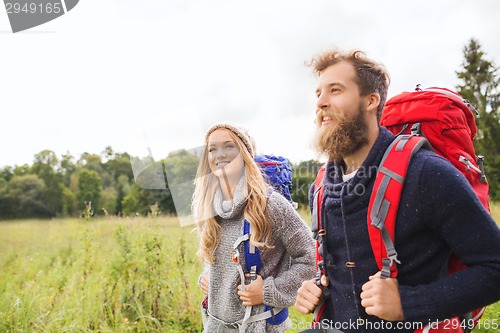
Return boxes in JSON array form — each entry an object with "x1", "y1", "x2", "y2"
[{"x1": 215, "y1": 151, "x2": 227, "y2": 159}]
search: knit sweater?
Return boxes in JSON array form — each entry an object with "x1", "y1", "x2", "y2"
[
  {"x1": 203, "y1": 182, "x2": 316, "y2": 333},
  {"x1": 311, "y1": 127, "x2": 500, "y2": 333}
]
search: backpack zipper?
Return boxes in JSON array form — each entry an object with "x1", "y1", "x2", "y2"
[
  {"x1": 458, "y1": 155, "x2": 482, "y2": 175},
  {"x1": 423, "y1": 88, "x2": 479, "y2": 115},
  {"x1": 477, "y1": 155, "x2": 487, "y2": 183}
]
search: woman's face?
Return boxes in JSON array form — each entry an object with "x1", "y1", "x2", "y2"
[{"x1": 207, "y1": 129, "x2": 245, "y2": 180}]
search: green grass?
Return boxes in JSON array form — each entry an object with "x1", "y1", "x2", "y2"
[
  {"x1": 0, "y1": 217, "x2": 203, "y2": 332},
  {"x1": 472, "y1": 201, "x2": 500, "y2": 333},
  {"x1": 0, "y1": 203, "x2": 498, "y2": 332}
]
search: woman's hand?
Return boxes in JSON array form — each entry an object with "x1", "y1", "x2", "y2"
[
  {"x1": 198, "y1": 272, "x2": 209, "y2": 296},
  {"x1": 237, "y1": 274, "x2": 264, "y2": 306}
]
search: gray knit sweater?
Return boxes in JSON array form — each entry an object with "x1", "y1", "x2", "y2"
[{"x1": 202, "y1": 184, "x2": 316, "y2": 333}]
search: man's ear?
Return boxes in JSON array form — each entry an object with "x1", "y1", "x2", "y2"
[{"x1": 366, "y1": 93, "x2": 381, "y2": 113}]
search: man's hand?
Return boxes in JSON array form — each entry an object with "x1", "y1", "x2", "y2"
[
  {"x1": 294, "y1": 275, "x2": 329, "y2": 314},
  {"x1": 237, "y1": 274, "x2": 264, "y2": 306},
  {"x1": 360, "y1": 271, "x2": 404, "y2": 321},
  {"x1": 198, "y1": 272, "x2": 209, "y2": 296}
]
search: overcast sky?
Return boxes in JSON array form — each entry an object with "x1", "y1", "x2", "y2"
[{"x1": 1, "y1": 0, "x2": 499, "y2": 169}]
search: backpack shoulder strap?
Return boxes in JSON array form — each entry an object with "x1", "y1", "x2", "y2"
[
  {"x1": 243, "y1": 219, "x2": 262, "y2": 278},
  {"x1": 312, "y1": 164, "x2": 327, "y2": 230},
  {"x1": 312, "y1": 164, "x2": 327, "y2": 268},
  {"x1": 311, "y1": 164, "x2": 330, "y2": 324},
  {"x1": 240, "y1": 187, "x2": 275, "y2": 278},
  {"x1": 367, "y1": 135, "x2": 431, "y2": 278}
]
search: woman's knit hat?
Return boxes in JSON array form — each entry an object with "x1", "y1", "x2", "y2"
[{"x1": 204, "y1": 122, "x2": 255, "y2": 157}]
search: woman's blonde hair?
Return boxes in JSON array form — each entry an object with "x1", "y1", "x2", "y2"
[{"x1": 192, "y1": 129, "x2": 272, "y2": 264}]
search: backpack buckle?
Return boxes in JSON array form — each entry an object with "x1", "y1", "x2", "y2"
[
  {"x1": 232, "y1": 250, "x2": 240, "y2": 264},
  {"x1": 270, "y1": 308, "x2": 276, "y2": 322},
  {"x1": 477, "y1": 155, "x2": 487, "y2": 183},
  {"x1": 249, "y1": 266, "x2": 257, "y2": 280},
  {"x1": 410, "y1": 122, "x2": 422, "y2": 136},
  {"x1": 463, "y1": 99, "x2": 479, "y2": 115},
  {"x1": 388, "y1": 253, "x2": 401, "y2": 267}
]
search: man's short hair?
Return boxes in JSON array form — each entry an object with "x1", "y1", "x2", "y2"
[{"x1": 308, "y1": 49, "x2": 391, "y2": 120}]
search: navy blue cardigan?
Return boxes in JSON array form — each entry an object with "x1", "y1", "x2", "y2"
[{"x1": 310, "y1": 127, "x2": 500, "y2": 332}]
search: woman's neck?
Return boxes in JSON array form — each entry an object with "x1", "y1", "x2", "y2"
[{"x1": 219, "y1": 172, "x2": 240, "y2": 200}]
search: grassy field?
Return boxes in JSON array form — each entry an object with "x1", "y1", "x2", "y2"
[
  {"x1": 0, "y1": 216, "x2": 203, "y2": 332},
  {"x1": 0, "y1": 205, "x2": 498, "y2": 332}
]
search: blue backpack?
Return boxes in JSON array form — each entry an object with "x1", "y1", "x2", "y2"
[
  {"x1": 236, "y1": 155, "x2": 295, "y2": 325},
  {"x1": 254, "y1": 155, "x2": 296, "y2": 208}
]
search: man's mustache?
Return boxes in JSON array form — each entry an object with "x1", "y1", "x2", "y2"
[{"x1": 315, "y1": 109, "x2": 347, "y2": 126}]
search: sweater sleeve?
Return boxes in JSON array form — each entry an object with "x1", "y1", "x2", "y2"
[
  {"x1": 198, "y1": 263, "x2": 210, "y2": 288},
  {"x1": 399, "y1": 154, "x2": 500, "y2": 322},
  {"x1": 262, "y1": 192, "x2": 316, "y2": 308}
]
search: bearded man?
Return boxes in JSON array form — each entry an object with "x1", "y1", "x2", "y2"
[{"x1": 294, "y1": 49, "x2": 500, "y2": 333}]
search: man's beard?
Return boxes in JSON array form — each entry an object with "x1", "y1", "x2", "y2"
[{"x1": 314, "y1": 103, "x2": 369, "y2": 162}]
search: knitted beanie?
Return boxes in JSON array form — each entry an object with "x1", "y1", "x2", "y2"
[{"x1": 204, "y1": 122, "x2": 255, "y2": 157}]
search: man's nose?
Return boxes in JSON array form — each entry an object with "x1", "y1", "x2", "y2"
[{"x1": 316, "y1": 92, "x2": 329, "y2": 111}]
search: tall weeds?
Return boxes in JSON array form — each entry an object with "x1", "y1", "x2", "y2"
[
  {"x1": 0, "y1": 217, "x2": 204, "y2": 332},
  {"x1": 1, "y1": 204, "x2": 498, "y2": 332}
]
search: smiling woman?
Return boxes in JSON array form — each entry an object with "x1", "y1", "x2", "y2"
[
  {"x1": 191, "y1": 121, "x2": 315, "y2": 332},
  {"x1": 207, "y1": 128, "x2": 245, "y2": 195}
]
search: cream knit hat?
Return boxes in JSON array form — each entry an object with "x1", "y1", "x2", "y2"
[{"x1": 204, "y1": 122, "x2": 255, "y2": 157}]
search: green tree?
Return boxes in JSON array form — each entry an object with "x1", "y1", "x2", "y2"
[
  {"x1": 7, "y1": 174, "x2": 50, "y2": 218},
  {"x1": 456, "y1": 38, "x2": 500, "y2": 200},
  {"x1": 78, "y1": 153, "x2": 104, "y2": 174},
  {"x1": 163, "y1": 149, "x2": 199, "y2": 215},
  {"x1": 292, "y1": 159, "x2": 324, "y2": 209},
  {"x1": 101, "y1": 186, "x2": 118, "y2": 215},
  {"x1": 0, "y1": 178, "x2": 12, "y2": 219},
  {"x1": 122, "y1": 149, "x2": 197, "y2": 216},
  {"x1": 122, "y1": 157, "x2": 174, "y2": 216},
  {"x1": 121, "y1": 183, "x2": 143, "y2": 215},
  {"x1": 61, "y1": 186, "x2": 77, "y2": 217},
  {"x1": 32, "y1": 150, "x2": 64, "y2": 216},
  {"x1": 77, "y1": 169, "x2": 103, "y2": 214},
  {"x1": 59, "y1": 152, "x2": 76, "y2": 188},
  {"x1": 1, "y1": 166, "x2": 13, "y2": 182},
  {"x1": 115, "y1": 174, "x2": 131, "y2": 214},
  {"x1": 105, "y1": 152, "x2": 134, "y2": 182},
  {"x1": 13, "y1": 164, "x2": 30, "y2": 176},
  {"x1": 103, "y1": 150, "x2": 134, "y2": 214},
  {"x1": 101, "y1": 145, "x2": 114, "y2": 162}
]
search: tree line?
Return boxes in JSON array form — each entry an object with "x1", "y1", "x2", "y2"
[
  {"x1": 0, "y1": 39, "x2": 498, "y2": 220},
  {"x1": 0, "y1": 146, "x2": 323, "y2": 219}
]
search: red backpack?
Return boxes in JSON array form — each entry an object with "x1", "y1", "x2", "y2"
[
  {"x1": 311, "y1": 87, "x2": 490, "y2": 333},
  {"x1": 382, "y1": 86, "x2": 490, "y2": 212}
]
